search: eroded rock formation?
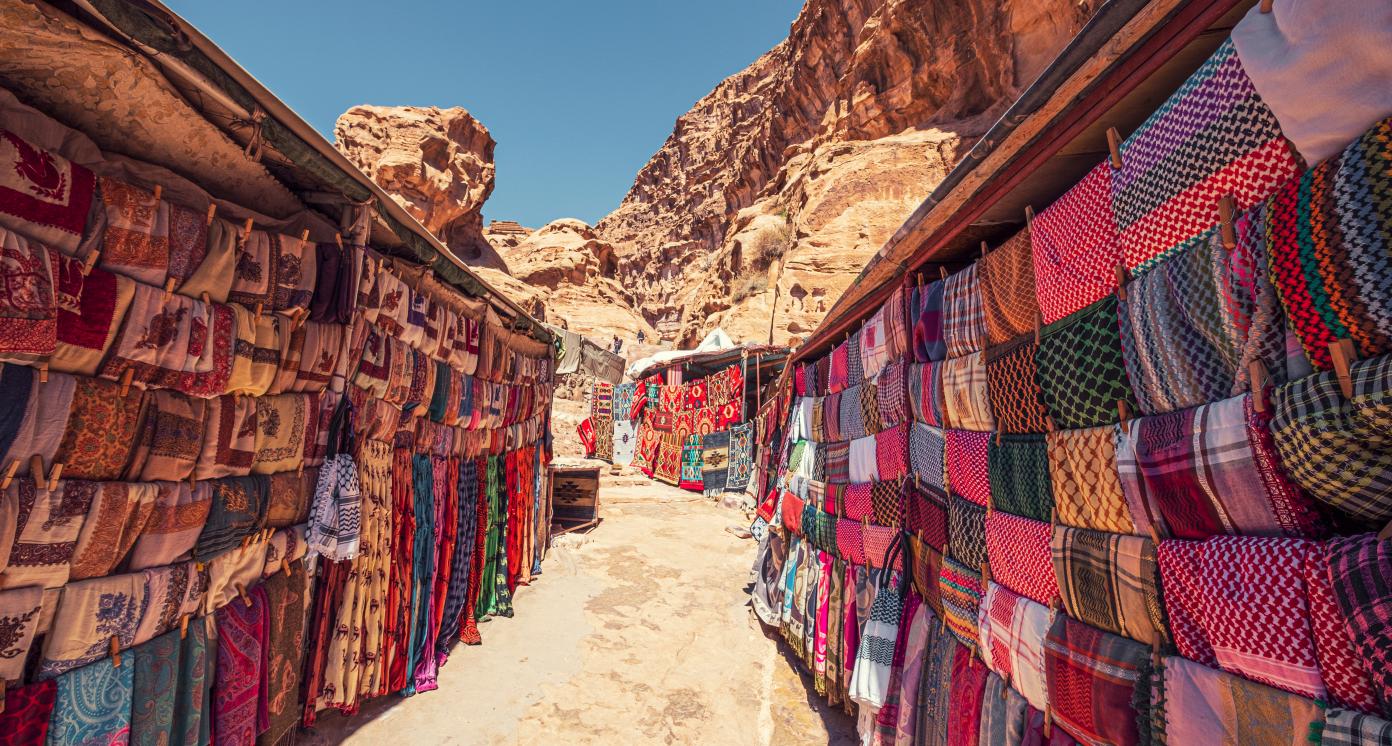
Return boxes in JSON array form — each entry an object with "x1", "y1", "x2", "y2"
[
  {"x1": 598, "y1": 0, "x2": 1100, "y2": 346},
  {"x1": 334, "y1": 105, "x2": 508, "y2": 271}
]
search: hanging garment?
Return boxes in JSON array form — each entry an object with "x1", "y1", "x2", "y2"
[
  {"x1": 1, "y1": 479, "x2": 95, "y2": 591},
  {"x1": 54, "y1": 375, "x2": 144, "y2": 482},
  {"x1": 943, "y1": 264, "x2": 987, "y2": 359},
  {"x1": 1032, "y1": 163, "x2": 1122, "y2": 324},
  {"x1": 39, "y1": 572, "x2": 146, "y2": 678},
  {"x1": 891, "y1": 597, "x2": 931, "y2": 744},
  {"x1": 127, "y1": 483, "x2": 209, "y2": 571},
  {"x1": 1304, "y1": 541, "x2": 1379, "y2": 714},
  {"x1": 910, "y1": 279, "x2": 947, "y2": 363},
  {"x1": 1051, "y1": 526, "x2": 1166, "y2": 647},
  {"x1": 938, "y1": 557, "x2": 983, "y2": 650},
  {"x1": 913, "y1": 623, "x2": 956, "y2": 746},
  {"x1": 1158, "y1": 654, "x2": 1322, "y2": 746},
  {"x1": 979, "y1": 230, "x2": 1040, "y2": 346},
  {"x1": 908, "y1": 362, "x2": 945, "y2": 427},
  {"x1": 0, "y1": 586, "x2": 43, "y2": 682},
  {"x1": 984, "y1": 335, "x2": 1050, "y2": 434},
  {"x1": 1327, "y1": 532, "x2": 1392, "y2": 718},
  {"x1": 213, "y1": 583, "x2": 270, "y2": 745},
  {"x1": 861, "y1": 303, "x2": 892, "y2": 380},
  {"x1": 1043, "y1": 615, "x2": 1149, "y2": 746},
  {"x1": 1116, "y1": 393, "x2": 1322, "y2": 540},
  {"x1": 849, "y1": 565, "x2": 902, "y2": 710},
  {"x1": 126, "y1": 391, "x2": 207, "y2": 482},
  {"x1": 946, "y1": 639, "x2": 990, "y2": 746},
  {"x1": 1045, "y1": 425, "x2": 1135, "y2": 535},
  {"x1": 51, "y1": 253, "x2": 134, "y2": 376},
  {"x1": 947, "y1": 495, "x2": 987, "y2": 570},
  {"x1": 68, "y1": 482, "x2": 157, "y2": 580},
  {"x1": 1158, "y1": 535, "x2": 1325, "y2": 699},
  {"x1": 985, "y1": 511, "x2": 1059, "y2": 607},
  {"x1": 701, "y1": 430, "x2": 730, "y2": 498},
  {"x1": 0, "y1": 129, "x2": 95, "y2": 253},
  {"x1": 977, "y1": 581, "x2": 1052, "y2": 713},
  {"x1": 725, "y1": 422, "x2": 754, "y2": 492},
  {"x1": 908, "y1": 423, "x2": 946, "y2": 499},
  {"x1": 193, "y1": 476, "x2": 268, "y2": 561},
  {"x1": 978, "y1": 672, "x2": 1029, "y2": 746},
  {"x1": 944, "y1": 429, "x2": 991, "y2": 507},
  {"x1": 877, "y1": 359, "x2": 910, "y2": 431},
  {"x1": 48, "y1": 657, "x2": 134, "y2": 746},
  {"x1": 194, "y1": 395, "x2": 257, "y2": 480},
  {"x1": 987, "y1": 433, "x2": 1053, "y2": 523},
  {"x1": 0, "y1": 680, "x2": 56, "y2": 745},
  {"x1": 0, "y1": 365, "x2": 73, "y2": 480},
  {"x1": 940, "y1": 352, "x2": 993, "y2": 432},
  {"x1": 1036, "y1": 295, "x2": 1137, "y2": 429}
]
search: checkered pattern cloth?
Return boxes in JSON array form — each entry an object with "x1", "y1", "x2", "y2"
[
  {"x1": 1327, "y1": 533, "x2": 1392, "y2": 719},
  {"x1": 1036, "y1": 295, "x2": 1137, "y2": 430},
  {"x1": 908, "y1": 423, "x2": 946, "y2": 499},
  {"x1": 1112, "y1": 39, "x2": 1299, "y2": 271},
  {"x1": 1046, "y1": 425, "x2": 1136, "y2": 534},
  {"x1": 941, "y1": 352, "x2": 994, "y2": 432},
  {"x1": 943, "y1": 263, "x2": 988, "y2": 358},
  {"x1": 1323, "y1": 709, "x2": 1392, "y2": 746},
  {"x1": 987, "y1": 433, "x2": 1053, "y2": 523},
  {"x1": 948, "y1": 494, "x2": 988, "y2": 570},
  {"x1": 847, "y1": 329, "x2": 865, "y2": 389},
  {"x1": 945, "y1": 429, "x2": 992, "y2": 507},
  {"x1": 977, "y1": 581, "x2": 1052, "y2": 712},
  {"x1": 1032, "y1": 163, "x2": 1123, "y2": 324},
  {"x1": 979, "y1": 230, "x2": 1041, "y2": 346},
  {"x1": 1043, "y1": 613, "x2": 1149, "y2": 746},
  {"x1": 875, "y1": 359, "x2": 909, "y2": 431},
  {"x1": 985, "y1": 511, "x2": 1059, "y2": 607},
  {"x1": 984, "y1": 335, "x2": 1050, "y2": 434},
  {"x1": 839, "y1": 384, "x2": 867, "y2": 441}
]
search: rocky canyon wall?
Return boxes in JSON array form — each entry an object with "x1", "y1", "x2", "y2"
[{"x1": 597, "y1": 0, "x2": 1100, "y2": 346}]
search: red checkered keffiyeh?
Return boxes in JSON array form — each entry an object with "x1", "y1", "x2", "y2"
[
  {"x1": 1031, "y1": 162, "x2": 1122, "y2": 324},
  {"x1": 984, "y1": 511, "x2": 1058, "y2": 607}
]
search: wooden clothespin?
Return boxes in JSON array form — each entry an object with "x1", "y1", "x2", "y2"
[
  {"x1": 995, "y1": 431, "x2": 1003, "y2": 447},
  {"x1": 282, "y1": 557, "x2": 292, "y2": 577},
  {"x1": 1151, "y1": 638, "x2": 1163, "y2": 667},
  {"x1": 200, "y1": 292, "x2": 211, "y2": 305},
  {"x1": 981, "y1": 561, "x2": 991, "y2": 586},
  {"x1": 335, "y1": 232, "x2": 344, "y2": 249},
  {"x1": 239, "y1": 535, "x2": 250, "y2": 555},
  {"x1": 1000, "y1": 674, "x2": 1010, "y2": 700},
  {"x1": 179, "y1": 614, "x2": 190, "y2": 640},
  {"x1": 0, "y1": 459, "x2": 18, "y2": 490},
  {"x1": 1147, "y1": 521, "x2": 1163, "y2": 547},
  {"x1": 300, "y1": 228, "x2": 310, "y2": 243},
  {"x1": 81, "y1": 249, "x2": 100, "y2": 275},
  {"x1": 1377, "y1": 519, "x2": 1392, "y2": 543},
  {"x1": 242, "y1": 217, "x2": 254, "y2": 237},
  {"x1": 1260, "y1": 0, "x2": 1273, "y2": 12},
  {"x1": 205, "y1": 203, "x2": 218, "y2": 226},
  {"x1": 0, "y1": 680, "x2": 6, "y2": 714},
  {"x1": 1329, "y1": 339, "x2": 1357, "y2": 399},
  {"x1": 187, "y1": 469, "x2": 197, "y2": 487},
  {"x1": 1024, "y1": 205, "x2": 1035, "y2": 229},
  {"x1": 1249, "y1": 360, "x2": 1269, "y2": 412},
  {"x1": 237, "y1": 583, "x2": 252, "y2": 607},
  {"x1": 110, "y1": 636, "x2": 121, "y2": 667},
  {"x1": 916, "y1": 272, "x2": 924, "y2": 285},
  {"x1": 120, "y1": 367, "x2": 135, "y2": 397},
  {"x1": 980, "y1": 241, "x2": 989, "y2": 258},
  {"x1": 47, "y1": 463, "x2": 63, "y2": 491},
  {"x1": 152, "y1": 184, "x2": 163, "y2": 202},
  {"x1": 162, "y1": 276, "x2": 177, "y2": 302},
  {"x1": 1218, "y1": 195, "x2": 1238, "y2": 250},
  {"x1": 37, "y1": 363, "x2": 48, "y2": 384},
  {"x1": 1034, "y1": 310, "x2": 1043, "y2": 345},
  {"x1": 1106, "y1": 127, "x2": 1123, "y2": 170},
  {"x1": 253, "y1": 302, "x2": 264, "y2": 321},
  {"x1": 1117, "y1": 400, "x2": 1131, "y2": 435},
  {"x1": 1044, "y1": 705, "x2": 1053, "y2": 738},
  {"x1": 1115, "y1": 263, "x2": 1130, "y2": 301},
  {"x1": 938, "y1": 266, "x2": 948, "y2": 281},
  {"x1": 29, "y1": 455, "x2": 44, "y2": 489}
]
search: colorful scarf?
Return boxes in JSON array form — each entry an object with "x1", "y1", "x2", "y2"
[
  {"x1": 100, "y1": 283, "x2": 207, "y2": 392},
  {"x1": 259, "y1": 563, "x2": 306, "y2": 745},
  {"x1": 946, "y1": 635, "x2": 990, "y2": 746},
  {"x1": 69, "y1": 482, "x2": 157, "y2": 580},
  {"x1": 914, "y1": 622, "x2": 955, "y2": 746},
  {"x1": 55, "y1": 375, "x2": 145, "y2": 482},
  {"x1": 987, "y1": 433, "x2": 1053, "y2": 522},
  {"x1": 309, "y1": 241, "x2": 355, "y2": 324},
  {"x1": 1, "y1": 479, "x2": 94, "y2": 590},
  {"x1": 938, "y1": 557, "x2": 983, "y2": 649},
  {"x1": 700, "y1": 430, "x2": 730, "y2": 498},
  {"x1": 250, "y1": 393, "x2": 313, "y2": 475},
  {"x1": 725, "y1": 422, "x2": 754, "y2": 492},
  {"x1": 96, "y1": 177, "x2": 172, "y2": 286},
  {"x1": 1046, "y1": 425, "x2": 1135, "y2": 534},
  {"x1": 1327, "y1": 532, "x2": 1392, "y2": 718},
  {"x1": 131, "y1": 629, "x2": 181, "y2": 746},
  {"x1": 1305, "y1": 541, "x2": 1379, "y2": 714},
  {"x1": 978, "y1": 672, "x2": 1029, "y2": 746},
  {"x1": 1271, "y1": 354, "x2": 1392, "y2": 523},
  {"x1": 1032, "y1": 162, "x2": 1122, "y2": 324},
  {"x1": 846, "y1": 329, "x2": 865, "y2": 389},
  {"x1": 1117, "y1": 393, "x2": 1321, "y2": 540},
  {"x1": 942, "y1": 263, "x2": 986, "y2": 359},
  {"x1": 1119, "y1": 218, "x2": 1286, "y2": 415},
  {"x1": 861, "y1": 303, "x2": 892, "y2": 380},
  {"x1": 1052, "y1": 526, "x2": 1165, "y2": 646},
  {"x1": 877, "y1": 359, "x2": 909, "y2": 430},
  {"x1": 653, "y1": 432, "x2": 682, "y2": 486},
  {"x1": 1036, "y1": 294, "x2": 1137, "y2": 429},
  {"x1": 977, "y1": 581, "x2": 1052, "y2": 712},
  {"x1": 49, "y1": 657, "x2": 133, "y2": 746},
  {"x1": 1159, "y1": 654, "x2": 1323, "y2": 746},
  {"x1": 910, "y1": 280, "x2": 947, "y2": 363},
  {"x1": 1043, "y1": 614, "x2": 1148, "y2": 746},
  {"x1": 1113, "y1": 40, "x2": 1298, "y2": 271},
  {"x1": 127, "y1": 391, "x2": 206, "y2": 482},
  {"x1": 940, "y1": 352, "x2": 994, "y2": 432},
  {"x1": 1323, "y1": 709, "x2": 1392, "y2": 746},
  {"x1": 52, "y1": 254, "x2": 135, "y2": 376},
  {"x1": 127, "y1": 483, "x2": 209, "y2": 571},
  {"x1": 979, "y1": 230, "x2": 1039, "y2": 346},
  {"x1": 213, "y1": 582, "x2": 270, "y2": 744},
  {"x1": 229, "y1": 230, "x2": 317, "y2": 314},
  {"x1": 0, "y1": 129, "x2": 95, "y2": 253},
  {"x1": 948, "y1": 494, "x2": 987, "y2": 569},
  {"x1": 228, "y1": 306, "x2": 280, "y2": 398},
  {"x1": 1158, "y1": 535, "x2": 1325, "y2": 698},
  {"x1": 908, "y1": 361, "x2": 944, "y2": 427},
  {"x1": 307, "y1": 452, "x2": 361, "y2": 561},
  {"x1": 984, "y1": 334, "x2": 1050, "y2": 434},
  {"x1": 892, "y1": 597, "x2": 932, "y2": 744},
  {"x1": 883, "y1": 286, "x2": 910, "y2": 363},
  {"x1": 985, "y1": 511, "x2": 1059, "y2": 607},
  {"x1": 0, "y1": 585, "x2": 43, "y2": 682},
  {"x1": 678, "y1": 434, "x2": 704, "y2": 491},
  {"x1": 908, "y1": 422, "x2": 946, "y2": 499},
  {"x1": 193, "y1": 476, "x2": 269, "y2": 561},
  {"x1": 0, "y1": 680, "x2": 56, "y2": 745},
  {"x1": 848, "y1": 569, "x2": 901, "y2": 709},
  {"x1": 0, "y1": 233, "x2": 56, "y2": 363},
  {"x1": 944, "y1": 429, "x2": 991, "y2": 507},
  {"x1": 194, "y1": 395, "x2": 256, "y2": 480}
]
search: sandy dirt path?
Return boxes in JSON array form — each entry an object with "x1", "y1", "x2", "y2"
[{"x1": 303, "y1": 470, "x2": 856, "y2": 745}]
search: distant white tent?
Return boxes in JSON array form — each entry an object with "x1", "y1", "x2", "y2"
[{"x1": 624, "y1": 327, "x2": 737, "y2": 379}]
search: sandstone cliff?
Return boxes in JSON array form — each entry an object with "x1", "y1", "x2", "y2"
[
  {"x1": 334, "y1": 105, "x2": 508, "y2": 272},
  {"x1": 597, "y1": 0, "x2": 1100, "y2": 346}
]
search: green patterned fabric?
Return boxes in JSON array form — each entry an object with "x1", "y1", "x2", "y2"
[
  {"x1": 1036, "y1": 295, "x2": 1138, "y2": 429},
  {"x1": 987, "y1": 433, "x2": 1054, "y2": 522}
]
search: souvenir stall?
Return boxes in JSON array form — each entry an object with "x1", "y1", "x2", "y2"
[
  {"x1": 0, "y1": 1, "x2": 555, "y2": 743},
  {"x1": 624, "y1": 343, "x2": 788, "y2": 500},
  {"x1": 748, "y1": 1, "x2": 1392, "y2": 744}
]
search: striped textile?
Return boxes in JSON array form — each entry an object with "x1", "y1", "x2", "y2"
[
  {"x1": 1265, "y1": 116, "x2": 1392, "y2": 370},
  {"x1": 1118, "y1": 217, "x2": 1287, "y2": 415},
  {"x1": 1032, "y1": 162, "x2": 1122, "y2": 324},
  {"x1": 1051, "y1": 525, "x2": 1166, "y2": 646},
  {"x1": 979, "y1": 230, "x2": 1040, "y2": 346},
  {"x1": 1044, "y1": 614, "x2": 1148, "y2": 746},
  {"x1": 984, "y1": 335, "x2": 1050, "y2": 434},
  {"x1": 1304, "y1": 541, "x2": 1378, "y2": 713},
  {"x1": 1112, "y1": 39, "x2": 1299, "y2": 272},
  {"x1": 941, "y1": 352, "x2": 993, "y2": 432},
  {"x1": 1159, "y1": 654, "x2": 1323, "y2": 746},
  {"x1": 908, "y1": 362, "x2": 945, "y2": 428},
  {"x1": 910, "y1": 280, "x2": 948, "y2": 363},
  {"x1": 876, "y1": 359, "x2": 909, "y2": 431},
  {"x1": 977, "y1": 581, "x2": 1051, "y2": 712},
  {"x1": 1324, "y1": 709, "x2": 1392, "y2": 746},
  {"x1": 1036, "y1": 295, "x2": 1137, "y2": 430},
  {"x1": 938, "y1": 557, "x2": 983, "y2": 650},
  {"x1": 1327, "y1": 533, "x2": 1392, "y2": 718},
  {"x1": 1270, "y1": 355, "x2": 1392, "y2": 523},
  {"x1": 943, "y1": 264, "x2": 987, "y2": 358}
]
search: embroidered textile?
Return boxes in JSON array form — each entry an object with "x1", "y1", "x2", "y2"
[
  {"x1": 988, "y1": 433, "x2": 1053, "y2": 522},
  {"x1": 1052, "y1": 526, "x2": 1165, "y2": 646},
  {"x1": 985, "y1": 511, "x2": 1059, "y2": 607},
  {"x1": 1112, "y1": 40, "x2": 1298, "y2": 271},
  {"x1": 943, "y1": 264, "x2": 987, "y2": 359},
  {"x1": 979, "y1": 230, "x2": 1040, "y2": 346},
  {"x1": 193, "y1": 476, "x2": 268, "y2": 561},
  {"x1": 701, "y1": 430, "x2": 731, "y2": 498},
  {"x1": 55, "y1": 375, "x2": 144, "y2": 481},
  {"x1": 38, "y1": 571, "x2": 146, "y2": 677},
  {"x1": 52, "y1": 255, "x2": 135, "y2": 376},
  {"x1": 913, "y1": 622, "x2": 955, "y2": 746},
  {"x1": 1157, "y1": 535, "x2": 1325, "y2": 698},
  {"x1": 213, "y1": 583, "x2": 269, "y2": 745},
  {"x1": 0, "y1": 231, "x2": 56, "y2": 362},
  {"x1": 229, "y1": 230, "x2": 317, "y2": 314},
  {"x1": 49, "y1": 657, "x2": 133, "y2": 746},
  {"x1": 984, "y1": 335, "x2": 1050, "y2": 433},
  {"x1": 861, "y1": 304, "x2": 891, "y2": 380},
  {"x1": 1, "y1": 479, "x2": 94, "y2": 590},
  {"x1": 127, "y1": 483, "x2": 208, "y2": 571},
  {"x1": 1036, "y1": 295, "x2": 1136, "y2": 429},
  {"x1": 0, "y1": 586, "x2": 43, "y2": 682},
  {"x1": 229, "y1": 306, "x2": 280, "y2": 397},
  {"x1": 70, "y1": 482, "x2": 157, "y2": 580},
  {"x1": 977, "y1": 581, "x2": 1052, "y2": 712},
  {"x1": 250, "y1": 393, "x2": 312, "y2": 475},
  {"x1": 726, "y1": 423, "x2": 754, "y2": 491},
  {"x1": 0, "y1": 129, "x2": 95, "y2": 253},
  {"x1": 941, "y1": 352, "x2": 993, "y2": 432},
  {"x1": 911, "y1": 280, "x2": 947, "y2": 363},
  {"x1": 1043, "y1": 614, "x2": 1147, "y2": 746},
  {"x1": 194, "y1": 395, "x2": 256, "y2": 480},
  {"x1": 259, "y1": 562, "x2": 306, "y2": 745},
  {"x1": 1031, "y1": 163, "x2": 1122, "y2": 324},
  {"x1": 679, "y1": 435, "x2": 704, "y2": 491},
  {"x1": 1119, "y1": 219, "x2": 1286, "y2": 415},
  {"x1": 1046, "y1": 425, "x2": 1135, "y2": 534},
  {"x1": 1117, "y1": 393, "x2": 1320, "y2": 540},
  {"x1": 127, "y1": 391, "x2": 206, "y2": 482}
]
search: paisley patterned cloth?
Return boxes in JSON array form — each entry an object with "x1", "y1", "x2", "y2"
[
  {"x1": 1112, "y1": 39, "x2": 1298, "y2": 271},
  {"x1": 48, "y1": 656, "x2": 134, "y2": 746},
  {"x1": 1119, "y1": 217, "x2": 1286, "y2": 415},
  {"x1": 213, "y1": 582, "x2": 269, "y2": 745},
  {"x1": 984, "y1": 335, "x2": 1049, "y2": 434},
  {"x1": 54, "y1": 375, "x2": 146, "y2": 482},
  {"x1": 1032, "y1": 163, "x2": 1122, "y2": 324},
  {"x1": 1036, "y1": 295, "x2": 1137, "y2": 429},
  {"x1": 1157, "y1": 535, "x2": 1325, "y2": 699},
  {"x1": 1, "y1": 479, "x2": 95, "y2": 590},
  {"x1": 69, "y1": 482, "x2": 157, "y2": 580}
]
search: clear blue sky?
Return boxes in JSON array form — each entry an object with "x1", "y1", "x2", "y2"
[{"x1": 165, "y1": 1, "x2": 804, "y2": 228}]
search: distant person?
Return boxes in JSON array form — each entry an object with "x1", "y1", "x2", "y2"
[
  {"x1": 611, "y1": 335, "x2": 623, "y2": 354},
  {"x1": 636, "y1": 329, "x2": 646, "y2": 344}
]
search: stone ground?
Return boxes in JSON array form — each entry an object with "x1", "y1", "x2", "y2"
[{"x1": 302, "y1": 469, "x2": 857, "y2": 745}]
